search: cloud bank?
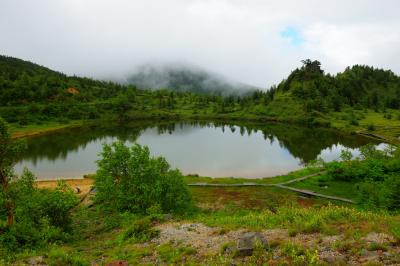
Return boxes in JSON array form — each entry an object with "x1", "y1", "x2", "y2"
[{"x1": 1, "y1": 0, "x2": 399, "y2": 87}]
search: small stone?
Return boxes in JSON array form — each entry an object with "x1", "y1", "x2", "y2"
[
  {"x1": 91, "y1": 257, "x2": 105, "y2": 266},
  {"x1": 163, "y1": 213, "x2": 173, "y2": 220},
  {"x1": 321, "y1": 254, "x2": 347, "y2": 264},
  {"x1": 27, "y1": 256, "x2": 44, "y2": 265},
  {"x1": 224, "y1": 245, "x2": 237, "y2": 254},
  {"x1": 237, "y1": 232, "x2": 268, "y2": 256}
]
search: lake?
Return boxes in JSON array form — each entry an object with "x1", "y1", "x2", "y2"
[{"x1": 15, "y1": 121, "x2": 379, "y2": 179}]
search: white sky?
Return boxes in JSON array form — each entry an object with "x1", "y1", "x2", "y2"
[{"x1": 1, "y1": 0, "x2": 399, "y2": 87}]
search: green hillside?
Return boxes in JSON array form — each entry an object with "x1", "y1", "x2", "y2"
[{"x1": 1, "y1": 55, "x2": 400, "y2": 141}]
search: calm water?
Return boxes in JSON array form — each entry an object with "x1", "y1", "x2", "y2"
[{"x1": 15, "y1": 121, "x2": 379, "y2": 179}]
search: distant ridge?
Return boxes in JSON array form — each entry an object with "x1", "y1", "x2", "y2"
[{"x1": 126, "y1": 63, "x2": 259, "y2": 96}]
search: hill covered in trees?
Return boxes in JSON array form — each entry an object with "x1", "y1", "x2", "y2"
[
  {"x1": 1, "y1": 55, "x2": 400, "y2": 140},
  {"x1": 276, "y1": 59, "x2": 400, "y2": 113}
]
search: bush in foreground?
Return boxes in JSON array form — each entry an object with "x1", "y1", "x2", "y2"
[
  {"x1": 94, "y1": 141, "x2": 192, "y2": 214},
  {"x1": 0, "y1": 170, "x2": 79, "y2": 251},
  {"x1": 325, "y1": 144, "x2": 400, "y2": 211}
]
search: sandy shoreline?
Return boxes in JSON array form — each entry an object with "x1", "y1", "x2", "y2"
[{"x1": 36, "y1": 178, "x2": 94, "y2": 195}]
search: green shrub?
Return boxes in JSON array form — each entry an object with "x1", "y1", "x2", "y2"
[
  {"x1": 358, "y1": 174, "x2": 400, "y2": 211},
  {"x1": 325, "y1": 145, "x2": 400, "y2": 211},
  {"x1": 367, "y1": 124, "x2": 375, "y2": 131},
  {"x1": 349, "y1": 118, "x2": 359, "y2": 126},
  {"x1": 367, "y1": 242, "x2": 388, "y2": 251},
  {"x1": 389, "y1": 221, "x2": 400, "y2": 242},
  {"x1": 94, "y1": 141, "x2": 193, "y2": 214},
  {"x1": 156, "y1": 243, "x2": 197, "y2": 263},
  {"x1": 281, "y1": 242, "x2": 319, "y2": 265},
  {"x1": 46, "y1": 248, "x2": 89, "y2": 266},
  {"x1": 121, "y1": 217, "x2": 159, "y2": 243},
  {"x1": 0, "y1": 170, "x2": 78, "y2": 250}
]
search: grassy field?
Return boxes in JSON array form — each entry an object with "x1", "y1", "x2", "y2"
[
  {"x1": 286, "y1": 172, "x2": 361, "y2": 202},
  {"x1": 184, "y1": 168, "x2": 322, "y2": 185},
  {"x1": 9, "y1": 120, "x2": 84, "y2": 139},
  {"x1": 329, "y1": 108, "x2": 400, "y2": 141}
]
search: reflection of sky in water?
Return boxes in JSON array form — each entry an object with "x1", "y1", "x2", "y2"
[{"x1": 15, "y1": 125, "x2": 371, "y2": 180}]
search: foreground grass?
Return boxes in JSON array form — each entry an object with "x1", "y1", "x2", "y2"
[
  {"x1": 194, "y1": 203, "x2": 399, "y2": 236},
  {"x1": 3, "y1": 183, "x2": 399, "y2": 265}
]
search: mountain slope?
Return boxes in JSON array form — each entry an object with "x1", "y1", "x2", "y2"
[{"x1": 126, "y1": 63, "x2": 258, "y2": 96}]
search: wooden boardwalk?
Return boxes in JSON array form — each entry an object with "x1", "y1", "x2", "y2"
[
  {"x1": 273, "y1": 184, "x2": 353, "y2": 203},
  {"x1": 188, "y1": 171, "x2": 354, "y2": 203}
]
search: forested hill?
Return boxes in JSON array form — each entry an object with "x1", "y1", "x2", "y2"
[
  {"x1": 1, "y1": 55, "x2": 400, "y2": 137},
  {"x1": 275, "y1": 59, "x2": 400, "y2": 112},
  {"x1": 0, "y1": 55, "x2": 132, "y2": 106},
  {"x1": 126, "y1": 64, "x2": 257, "y2": 96}
]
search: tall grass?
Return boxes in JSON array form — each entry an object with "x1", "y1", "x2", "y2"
[{"x1": 194, "y1": 204, "x2": 392, "y2": 236}]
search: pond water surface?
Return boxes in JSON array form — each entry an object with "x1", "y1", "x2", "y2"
[{"x1": 15, "y1": 121, "x2": 379, "y2": 179}]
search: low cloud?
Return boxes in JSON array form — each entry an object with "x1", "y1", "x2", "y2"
[{"x1": 1, "y1": 0, "x2": 399, "y2": 88}]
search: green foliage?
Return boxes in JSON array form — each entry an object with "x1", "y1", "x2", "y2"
[
  {"x1": 120, "y1": 217, "x2": 160, "y2": 243},
  {"x1": 0, "y1": 171, "x2": 79, "y2": 250},
  {"x1": 367, "y1": 124, "x2": 376, "y2": 131},
  {"x1": 324, "y1": 144, "x2": 400, "y2": 211},
  {"x1": 279, "y1": 61, "x2": 400, "y2": 113},
  {"x1": 367, "y1": 242, "x2": 388, "y2": 252},
  {"x1": 46, "y1": 248, "x2": 89, "y2": 266},
  {"x1": 1, "y1": 118, "x2": 78, "y2": 251},
  {"x1": 390, "y1": 221, "x2": 400, "y2": 241},
  {"x1": 94, "y1": 141, "x2": 193, "y2": 214},
  {"x1": 196, "y1": 204, "x2": 383, "y2": 236},
  {"x1": 281, "y1": 242, "x2": 319, "y2": 265},
  {"x1": 156, "y1": 243, "x2": 197, "y2": 263}
]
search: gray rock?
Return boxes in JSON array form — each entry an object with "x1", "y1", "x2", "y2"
[
  {"x1": 236, "y1": 232, "x2": 268, "y2": 256},
  {"x1": 163, "y1": 213, "x2": 173, "y2": 220},
  {"x1": 321, "y1": 254, "x2": 347, "y2": 264},
  {"x1": 27, "y1": 256, "x2": 45, "y2": 266},
  {"x1": 224, "y1": 245, "x2": 238, "y2": 255},
  {"x1": 91, "y1": 257, "x2": 105, "y2": 266}
]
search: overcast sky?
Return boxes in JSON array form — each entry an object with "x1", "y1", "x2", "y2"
[{"x1": 1, "y1": 0, "x2": 400, "y2": 87}]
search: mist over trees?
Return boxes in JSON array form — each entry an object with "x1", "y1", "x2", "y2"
[{"x1": 126, "y1": 63, "x2": 258, "y2": 96}]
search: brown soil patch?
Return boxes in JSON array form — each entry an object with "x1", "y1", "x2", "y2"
[
  {"x1": 296, "y1": 197, "x2": 314, "y2": 207},
  {"x1": 36, "y1": 178, "x2": 94, "y2": 197},
  {"x1": 66, "y1": 87, "x2": 79, "y2": 94}
]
